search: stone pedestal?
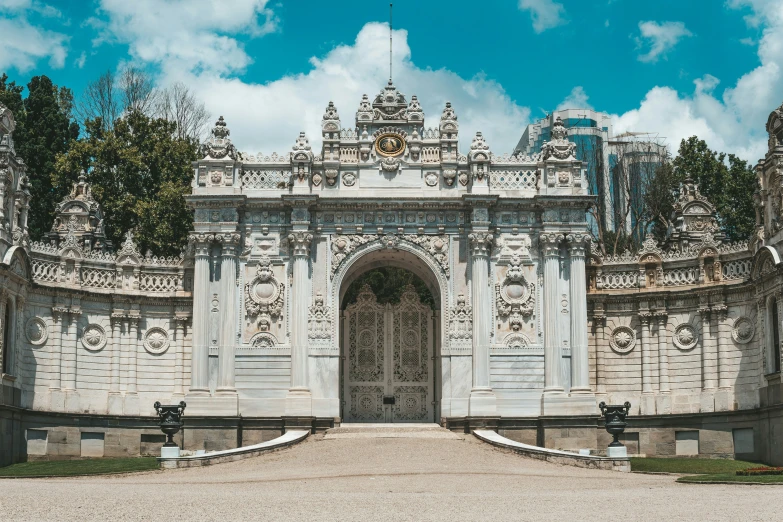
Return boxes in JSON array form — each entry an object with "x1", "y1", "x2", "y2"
[
  {"x1": 655, "y1": 394, "x2": 672, "y2": 415},
  {"x1": 714, "y1": 389, "x2": 732, "y2": 412},
  {"x1": 160, "y1": 446, "x2": 181, "y2": 458},
  {"x1": 700, "y1": 391, "x2": 715, "y2": 413},
  {"x1": 541, "y1": 393, "x2": 596, "y2": 415},
  {"x1": 107, "y1": 392, "x2": 123, "y2": 415},
  {"x1": 607, "y1": 446, "x2": 627, "y2": 458},
  {"x1": 124, "y1": 393, "x2": 140, "y2": 416},
  {"x1": 184, "y1": 395, "x2": 238, "y2": 416}
]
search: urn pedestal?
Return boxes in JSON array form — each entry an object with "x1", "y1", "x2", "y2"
[
  {"x1": 154, "y1": 401, "x2": 186, "y2": 457},
  {"x1": 599, "y1": 401, "x2": 631, "y2": 458}
]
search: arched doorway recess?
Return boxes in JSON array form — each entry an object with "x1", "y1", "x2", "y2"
[{"x1": 336, "y1": 248, "x2": 444, "y2": 423}]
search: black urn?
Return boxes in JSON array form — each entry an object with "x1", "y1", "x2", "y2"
[
  {"x1": 154, "y1": 401, "x2": 186, "y2": 447},
  {"x1": 599, "y1": 401, "x2": 631, "y2": 448}
]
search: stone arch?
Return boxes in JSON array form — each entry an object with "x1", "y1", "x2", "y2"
[
  {"x1": 331, "y1": 238, "x2": 449, "y2": 346},
  {"x1": 752, "y1": 245, "x2": 780, "y2": 279},
  {"x1": 2, "y1": 245, "x2": 31, "y2": 282}
]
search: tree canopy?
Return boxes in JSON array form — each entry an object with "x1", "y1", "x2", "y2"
[
  {"x1": 0, "y1": 74, "x2": 79, "y2": 240},
  {"x1": 54, "y1": 111, "x2": 197, "y2": 256}
]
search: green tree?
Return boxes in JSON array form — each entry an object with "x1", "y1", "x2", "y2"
[
  {"x1": 0, "y1": 74, "x2": 79, "y2": 240},
  {"x1": 54, "y1": 111, "x2": 197, "y2": 255},
  {"x1": 672, "y1": 136, "x2": 757, "y2": 242}
]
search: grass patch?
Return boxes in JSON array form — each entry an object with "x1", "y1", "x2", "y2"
[
  {"x1": 0, "y1": 457, "x2": 159, "y2": 478},
  {"x1": 630, "y1": 457, "x2": 759, "y2": 475},
  {"x1": 678, "y1": 473, "x2": 783, "y2": 484}
]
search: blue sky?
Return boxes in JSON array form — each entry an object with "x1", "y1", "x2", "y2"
[{"x1": 0, "y1": 0, "x2": 779, "y2": 160}]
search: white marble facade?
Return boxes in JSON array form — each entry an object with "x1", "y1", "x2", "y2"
[{"x1": 1, "y1": 87, "x2": 783, "y2": 423}]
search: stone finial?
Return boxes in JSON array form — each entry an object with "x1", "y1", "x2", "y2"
[
  {"x1": 541, "y1": 117, "x2": 576, "y2": 160},
  {"x1": 441, "y1": 101, "x2": 457, "y2": 122},
  {"x1": 407, "y1": 95, "x2": 424, "y2": 122},
  {"x1": 323, "y1": 101, "x2": 340, "y2": 122},
  {"x1": 200, "y1": 115, "x2": 237, "y2": 160},
  {"x1": 470, "y1": 131, "x2": 489, "y2": 152},
  {"x1": 292, "y1": 131, "x2": 312, "y2": 151}
]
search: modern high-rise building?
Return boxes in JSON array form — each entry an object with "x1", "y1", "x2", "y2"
[{"x1": 515, "y1": 109, "x2": 666, "y2": 240}]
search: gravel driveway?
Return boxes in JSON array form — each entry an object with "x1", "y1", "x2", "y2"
[{"x1": 1, "y1": 432, "x2": 778, "y2": 521}]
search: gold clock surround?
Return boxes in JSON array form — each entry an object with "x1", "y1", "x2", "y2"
[{"x1": 375, "y1": 133, "x2": 405, "y2": 157}]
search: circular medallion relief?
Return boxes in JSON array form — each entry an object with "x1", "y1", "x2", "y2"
[
  {"x1": 609, "y1": 326, "x2": 636, "y2": 354},
  {"x1": 25, "y1": 317, "x2": 48, "y2": 346},
  {"x1": 673, "y1": 324, "x2": 698, "y2": 350},
  {"x1": 732, "y1": 317, "x2": 755, "y2": 344},
  {"x1": 375, "y1": 134, "x2": 405, "y2": 157},
  {"x1": 143, "y1": 327, "x2": 170, "y2": 355},
  {"x1": 81, "y1": 324, "x2": 107, "y2": 352},
  {"x1": 425, "y1": 172, "x2": 438, "y2": 187}
]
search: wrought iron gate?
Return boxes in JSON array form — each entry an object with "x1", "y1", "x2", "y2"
[{"x1": 342, "y1": 284, "x2": 434, "y2": 422}]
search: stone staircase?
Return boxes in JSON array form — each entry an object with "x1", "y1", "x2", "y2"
[{"x1": 324, "y1": 423, "x2": 464, "y2": 440}]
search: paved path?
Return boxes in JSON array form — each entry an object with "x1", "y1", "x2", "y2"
[{"x1": 1, "y1": 428, "x2": 778, "y2": 521}]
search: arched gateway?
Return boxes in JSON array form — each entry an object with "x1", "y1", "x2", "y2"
[{"x1": 183, "y1": 81, "x2": 596, "y2": 421}]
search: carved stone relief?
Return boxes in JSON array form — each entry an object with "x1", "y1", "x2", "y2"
[
  {"x1": 732, "y1": 316, "x2": 755, "y2": 344},
  {"x1": 81, "y1": 324, "x2": 107, "y2": 352},
  {"x1": 308, "y1": 291, "x2": 331, "y2": 340},
  {"x1": 245, "y1": 255, "x2": 285, "y2": 331},
  {"x1": 448, "y1": 293, "x2": 472, "y2": 351},
  {"x1": 495, "y1": 254, "x2": 535, "y2": 331},
  {"x1": 609, "y1": 325, "x2": 636, "y2": 354},
  {"x1": 25, "y1": 316, "x2": 48, "y2": 346},
  {"x1": 673, "y1": 323, "x2": 698, "y2": 350},
  {"x1": 143, "y1": 327, "x2": 170, "y2": 355}
]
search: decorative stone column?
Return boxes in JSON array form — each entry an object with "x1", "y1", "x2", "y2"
[
  {"x1": 286, "y1": 230, "x2": 314, "y2": 415},
  {"x1": 188, "y1": 233, "x2": 213, "y2": 395},
  {"x1": 714, "y1": 304, "x2": 731, "y2": 411},
  {"x1": 540, "y1": 233, "x2": 564, "y2": 393},
  {"x1": 0, "y1": 290, "x2": 6, "y2": 376},
  {"x1": 127, "y1": 315, "x2": 139, "y2": 395},
  {"x1": 468, "y1": 231, "x2": 496, "y2": 415},
  {"x1": 173, "y1": 316, "x2": 188, "y2": 397},
  {"x1": 216, "y1": 232, "x2": 240, "y2": 395},
  {"x1": 640, "y1": 312, "x2": 655, "y2": 415},
  {"x1": 108, "y1": 311, "x2": 124, "y2": 415},
  {"x1": 593, "y1": 312, "x2": 606, "y2": 393},
  {"x1": 567, "y1": 234, "x2": 590, "y2": 393},
  {"x1": 64, "y1": 308, "x2": 79, "y2": 390},
  {"x1": 699, "y1": 306, "x2": 716, "y2": 413},
  {"x1": 657, "y1": 313, "x2": 670, "y2": 393}
]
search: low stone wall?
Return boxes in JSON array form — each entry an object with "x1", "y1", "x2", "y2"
[
  {"x1": 158, "y1": 430, "x2": 309, "y2": 469},
  {"x1": 445, "y1": 405, "x2": 783, "y2": 465},
  {"x1": 0, "y1": 406, "x2": 334, "y2": 462},
  {"x1": 474, "y1": 429, "x2": 630, "y2": 472}
]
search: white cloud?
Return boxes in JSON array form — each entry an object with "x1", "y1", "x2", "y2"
[
  {"x1": 75, "y1": 51, "x2": 86, "y2": 68},
  {"x1": 91, "y1": 0, "x2": 277, "y2": 77},
  {"x1": 557, "y1": 86, "x2": 593, "y2": 110},
  {"x1": 146, "y1": 22, "x2": 530, "y2": 155},
  {"x1": 614, "y1": 2, "x2": 783, "y2": 162},
  {"x1": 0, "y1": 2, "x2": 68, "y2": 72},
  {"x1": 518, "y1": 0, "x2": 567, "y2": 33},
  {"x1": 635, "y1": 21, "x2": 692, "y2": 63}
]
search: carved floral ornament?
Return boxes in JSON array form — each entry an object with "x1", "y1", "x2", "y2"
[
  {"x1": 609, "y1": 325, "x2": 636, "y2": 354},
  {"x1": 448, "y1": 292, "x2": 472, "y2": 350},
  {"x1": 673, "y1": 323, "x2": 698, "y2": 350},
  {"x1": 81, "y1": 324, "x2": 107, "y2": 352},
  {"x1": 308, "y1": 291, "x2": 332, "y2": 340},
  {"x1": 25, "y1": 316, "x2": 48, "y2": 346},
  {"x1": 732, "y1": 316, "x2": 755, "y2": 344},
  {"x1": 245, "y1": 255, "x2": 285, "y2": 331},
  {"x1": 143, "y1": 327, "x2": 170, "y2": 355}
]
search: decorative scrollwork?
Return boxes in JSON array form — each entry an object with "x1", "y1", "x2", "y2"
[{"x1": 496, "y1": 253, "x2": 535, "y2": 331}]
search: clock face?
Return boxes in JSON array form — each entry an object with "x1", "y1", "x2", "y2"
[{"x1": 375, "y1": 134, "x2": 405, "y2": 157}]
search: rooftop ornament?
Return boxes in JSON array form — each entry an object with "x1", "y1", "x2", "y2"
[
  {"x1": 599, "y1": 401, "x2": 631, "y2": 458},
  {"x1": 154, "y1": 400, "x2": 186, "y2": 458}
]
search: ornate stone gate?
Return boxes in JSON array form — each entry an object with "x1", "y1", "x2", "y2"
[{"x1": 342, "y1": 284, "x2": 435, "y2": 423}]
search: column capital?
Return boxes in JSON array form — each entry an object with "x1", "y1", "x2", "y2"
[
  {"x1": 712, "y1": 304, "x2": 728, "y2": 320},
  {"x1": 565, "y1": 233, "x2": 590, "y2": 256},
  {"x1": 52, "y1": 306, "x2": 69, "y2": 319},
  {"x1": 288, "y1": 231, "x2": 314, "y2": 257},
  {"x1": 110, "y1": 312, "x2": 126, "y2": 325},
  {"x1": 174, "y1": 315, "x2": 191, "y2": 326},
  {"x1": 468, "y1": 231, "x2": 493, "y2": 257},
  {"x1": 638, "y1": 311, "x2": 653, "y2": 325},
  {"x1": 216, "y1": 232, "x2": 241, "y2": 256},
  {"x1": 698, "y1": 306, "x2": 711, "y2": 319},
  {"x1": 539, "y1": 232, "x2": 564, "y2": 257},
  {"x1": 188, "y1": 232, "x2": 215, "y2": 257}
]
